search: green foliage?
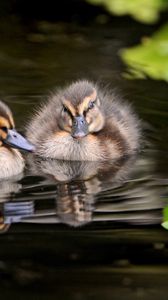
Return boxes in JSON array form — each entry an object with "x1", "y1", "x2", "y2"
[
  {"x1": 121, "y1": 24, "x2": 168, "y2": 81},
  {"x1": 87, "y1": 0, "x2": 168, "y2": 81},
  {"x1": 87, "y1": 0, "x2": 168, "y2": 23},
  {"x1": 162, "y1": 205, "x2": 168, "y2": 229}
]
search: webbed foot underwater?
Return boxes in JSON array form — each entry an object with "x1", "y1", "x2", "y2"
[
  {"x1": 0, "y1": 101, "x2": 34, "y2": 178},
  {"x1": 26, "y1": 80, "x2": 141, "y2": 161}
]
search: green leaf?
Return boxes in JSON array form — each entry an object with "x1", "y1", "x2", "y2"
[
  {"x1": 87, "y1": 0, "x2": 168, "y2": 23},
  {"x1": 162, "y1": 206, "x2": 168, "y2": 229},
  {"x1": 120, "y1": 24, "x2": 168, "y2": 81}
]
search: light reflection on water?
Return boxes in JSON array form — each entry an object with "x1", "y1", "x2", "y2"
[{"x1": 0, "y1": 151, "x2": 163, "y2": 231}]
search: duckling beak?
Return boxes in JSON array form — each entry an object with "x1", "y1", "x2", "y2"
[
  {"x1": 71, "y1": 116, "x2": 88, "y2": 139},
  {"x1": 4, "y1": 129, "x2": 35, "y2": 152}
]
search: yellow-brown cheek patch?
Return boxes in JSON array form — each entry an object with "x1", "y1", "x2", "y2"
[
  {"x1": 0, "y1": 129, "x2": 7, "y2": 140},
  {"x1": 88, "y1": 112, "x2": 104, "y2": 133},
  {"x1": 63, "y1": 125, "x2": 71, "y2": 133},
  {"x1": 87, "y1": 134, "x2": 98, "y2": 142},
  {"x1": 68, "y1": 119, "x2": 72, "y2": 127},
  {"x1": 0, "y1": 117, "x2": 10, "y2": 129},
  {"x1": 86, "y1": 115, "x2": 91, "y2": 124},
  {"x1": 55, "y1": 131, "x2": 70, "y2": 138},
  {"x1": 78, "y1": 89, "x2": 97, "y2": 115}
]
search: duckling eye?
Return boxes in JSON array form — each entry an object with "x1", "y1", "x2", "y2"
[
  {"x1": 63, "y1": 106, "x2": 68, "y2": 113},
  {"x1": 88, "y1": 101, "x2": 95, "y2": 109},
  {"x1": 1, "y1": 126, "x2": 8, "y2": 133}
]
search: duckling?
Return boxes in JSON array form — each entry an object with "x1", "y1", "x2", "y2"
[
  {"x1": 0, "y1": 101, "x2": 34, "y2": 178},
  {"x1": 26, "y1": 80, "x2": 140, "y2": 161}
]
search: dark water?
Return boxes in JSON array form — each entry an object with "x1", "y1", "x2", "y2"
[{"x1": 0, "y1": 16, "x2": 168, "y2": 299}]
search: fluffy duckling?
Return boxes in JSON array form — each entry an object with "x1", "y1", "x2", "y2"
[
  {"x1": 26, "y1": 80, "x2": 140, "y2": 161},
  {"x1": 0, "y1": 101, "x2": 34, "y2": 178}
]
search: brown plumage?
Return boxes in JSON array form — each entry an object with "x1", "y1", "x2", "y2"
[
  {"x1": 26, "y1": 80, "x2": 141, "y2": 161},
  {"x1": 0, "y1": 101, "x2": 34, "y2": 178}
]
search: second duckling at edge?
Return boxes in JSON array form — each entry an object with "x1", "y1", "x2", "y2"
[
  {"x1": 26, "y1": 80, "x2": 141, "y2": 161},
  {"x1": 0, "y1": 101, "x2": 34, "y2": 178}
]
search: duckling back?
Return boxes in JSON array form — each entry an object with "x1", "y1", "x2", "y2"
[
  {"x1": 26, "y1": 80, "x2": 141, "y2": 161},
  {"x1": 98, "y1": 88, "x2": 141, "y2": 157}
]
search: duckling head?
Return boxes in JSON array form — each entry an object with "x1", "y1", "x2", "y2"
[
  {"x1": 0, "y1": 101, "x2": 35, "y2": 152},
  {"x1": 58, "y1": 80, "x2": 105, "y2": 139}
]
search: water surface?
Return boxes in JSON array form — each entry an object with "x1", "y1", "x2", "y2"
[{"x1": 0, "y1": 16, "x2": 168, "y2": 299}]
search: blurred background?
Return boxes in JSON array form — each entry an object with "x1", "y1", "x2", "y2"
[
  {"x1": 0, "y1": 1, "x2": 168, "y2": 300},
  {"x1": 0, "y1": 0, "x2": 168, "y2": 83}
]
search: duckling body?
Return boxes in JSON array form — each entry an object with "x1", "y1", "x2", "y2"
[
  {"x1": 26, "y1": 80, "x2": 140, "y2": 161},
  {"x1": 0, "y1": 147, "x2": 24, "y2": 179},
  {"x1": 0, "y1": 101, "x2": 34, "y2": 178}
]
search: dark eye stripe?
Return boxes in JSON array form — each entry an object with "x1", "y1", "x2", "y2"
[
  {"x1": 1, "y1": 126, "x2": 8, "y2": 133},
  {"x1": 62, "y1": 106, "x2": 73, "y2": 118},
  {"x1": 63, "y1": 106, "x2": 68, "y2": 113},
  {"x1": 88, "y1": 101, "x2": 95, "y2": 109}
]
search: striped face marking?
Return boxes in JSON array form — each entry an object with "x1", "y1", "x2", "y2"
[
  {"x1": 78, "y1": 90, "x2": 97, "y2": 115},
  {"x1": 0, "y1": 117, "x2": 11, "y2": 141},
  {"x1": 0, "y1": 110, "x2": 14, "y2": 146},
  {"x1": 62, "y1": 100, "x2": 76, "y2": 117},
  {"x1": 63, "y1": 89, "x2": 97, "y2": 117},
  {"x1": 59, "y1": 88, "x2": 104, "y2": 136}
]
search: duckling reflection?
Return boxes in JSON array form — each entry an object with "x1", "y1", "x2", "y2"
[
  {"x1": 56, "y1": 183, "x2": 94, "y2": 227},
  {"x1": 26, "y1": 80, "x2": 140, "y2": 161},
  {"x1": 0, "y1": 174, "x2": 23, "y2": 199},
  {"x1": 0, "y1": 173, "x2": 23, "y2": 233},
  {"x1": 0, "y1": 101, "x2": 34, "y2": 178},
  {"x1": 27, "y1": 155, "x2": 135, "y2": 227}
]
